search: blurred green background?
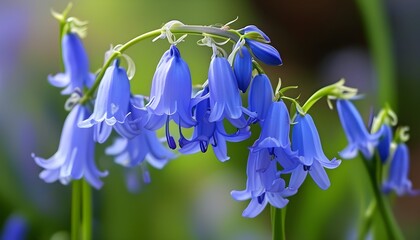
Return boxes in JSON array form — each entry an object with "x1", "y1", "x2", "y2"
[{"x1": 0, "y1": 0, "x2": 419, "y2": 239}]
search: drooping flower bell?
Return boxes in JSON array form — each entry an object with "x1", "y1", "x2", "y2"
[
  {"x1": 48, "y1": 32, "x2": 94, "y2": 95},
  {"x1": 106, "y1": 130, "x2": 176, "y2": 169},
  {"x1": 208, "y1": 55, "x2": 245, "y2": 128},
  {"x1": 32, "y1": 105, "x2": 108, "y2": 189},
  {"x1": 114, "y1": 95, "x2": 148, "y2": 139},
  {"x1": 0, "y1": 214, "x2": 27, "y2": 240},
  {"x1": 78, "y1": 59, "x2": 131, "y2": 143},
  {"x1": 146, "y1": 44, "x2": 195, "y2": 128},
  {"x1": 377, "y1": 124, "x2": 393, "y2": 163},
  {"x1": 382, "y1": 143, "x2": 419, "y2": 196},
  {"x1": 289, "y1": 113, "x2": 341, "y2": 190},
  {"x1": 248, "y1": 74, "x2": 274, "y2": 124},
  {"x1": 336, "y1": 100, "x2": 382, "y2": 160},
  {"x1": 106, "y1": 93, "x2": 176, "y2": 191},
  {"x1": 231, "y1": 150, "x2": 291, "y2": 218},
  {"x1": 232, "y1": 41, "x2": 252, "y2": 93},
  {"x1": 251, "y1": 101, "x2": 299, "y2": 172},
  {"x1": 179, "y1": 88, "x2": 250, "y2": 162},
  {"x1": 240, "y1": 25, "x2": 282, "y2": 66}
]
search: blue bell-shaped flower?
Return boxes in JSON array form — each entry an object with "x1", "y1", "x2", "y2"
[
  {"x1": 146, "y1": 44, "x2": 195, "y2": 128},
  {"x1": 231, "y1": 150, "x2": 291, "y2": 218},
  {"x1": 248, "y1": 74, "x2": 274, "y2": 124},
  {"x1": 290, "y1": 113, "x2": 341, "y2": 190},
  {"x1": 78, "y1": 59, "x2": 131, "y2": 143},
  {"x1": 33, "y1": 105, "x2": 108, "y2": 189},
  {"x1": 383, "y1": 143, "x2": 419, "y2": 196},
  {"x1": 233, "y1": 41, "x2": 252, "y2": 93},
  {"x1": 377, "y1": 124, "x2": 393, "y2": 163},
  {"x1": 180, "y1": 88, "x2": 250, "y2": 162},
  {"x1": 208, "y1": 56, "x2": 244, "y2": 127},
  {"x1": 240, "y1": 25, "x2": 282, "y2": 66},
  {"x1": 48, "y1": 32, "x2": 94, "y2": 95},
  {"x1": 336, "y1": 100, "x2": 382, "y2": 160}
]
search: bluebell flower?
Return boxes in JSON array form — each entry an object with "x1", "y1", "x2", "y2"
[
  {"x1": 105, "y1": 128, "x2": 176, "y2": 191},
  {"x1": 240, "y1": 25, "x2": 271, "y2": 42},
  {"x1": 114, "y1": 95, "x2": 148, "y2": 139},
  {"x1": 377, "y1": 124, "x2": 393, "y2": 163},
  {"x1": 208, "y1": 56, "x2": 245, "y2": 128},
  {"x1": 231, "y1": 150, "x2": 291, "y2": 218},
  {"x1": 383, "y1": 143, "x2": 419, "y2": 196},
  {"x1": 179, "y1": 88, "x2": 250, "y2": 162},
  {"x1": 240, "y1": 25, "x2": 282, "y2": 66},
  {"x1": 32, "y1": 105, "x2": 108, "y2": 189},
  {"x1": 232, "y1": 41, "x2": 252, "y2": 93},
  {"x1": 290, "y1": 113, "x2": 341, "y2": 190},
  {"x1": 0, "y1": 214, "x2": 27, "y2": 240},
  {"x1": 336, "y1": 100, "x2": 382, "y2": 160},
  {"x1": 246, "y1": 41, "x2": 282, "y2": 66},
  {"x1": 251, "y1": 101, "x2": 299, "y2": 172},
  {"x1": 105, "y1": 130, "x2": 175, "y2": 168},
  {"x1": 248, "y1": 74, "x2": 274, "y2": 124},
  {"x1": 79, "y1": 59, "x2": 131, "y2": 143},
  {"x1": 122, "y1": 167, "x2": 151, "y2": 193},
  {"x1": 146, "y1": 44, "x2": 195, "y2": 128},
  {"x1": 48, "y1": 32, "x2": 94, "y2": 95}
]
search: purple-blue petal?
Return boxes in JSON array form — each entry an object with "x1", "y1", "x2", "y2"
[
  {"x1": 246, "y1": 40, "x2": 282, "y2": 66},
  {"x1": 377, "y1": 124, "x2": 393, "y2": 163},
  {"x1": 337, "y1": 100, "x2": 381, "y2": 160},
  {"x1": 33, "y1": 105, "x2": 107, "y2": 189},
  {"x1": 253, "y1": 101, "x2": 291, "y2": 151},
  {"x1": 383, "y1": 144, "x2": 419, "y2": 196},
  {"x1": 49, "y1": 32, "x2": 94, "y2": 95},
  {"x1": 79, "y1": 60, "x2": 130, "y2": 133},
  {"x1": 239, "y1": 25, "x2": 271, "y2": 42},
  {"x1": 233, "y1": 43, "x2": 253, "y2": 93},
  {"x1": 208, "y1": 56, "x2": 243, "y2": 126},
  {"x1": 147, "y1": 45, "x2": 195, "y2": 127},
  {"x1": 248, "y1": 74, "x2": 274, "y2": 123}
]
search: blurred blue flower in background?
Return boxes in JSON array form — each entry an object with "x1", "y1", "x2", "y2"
[
  {"x1": 0, "y1": 214, "x2": 27, "y2": 240},
  {"x1": 383, "y1": 143, "x2": 419, "y2": 196},
  {"x1": 377, "y1": 124, "x2": 393, "y2": 163},
  {"x1": 336, "y1": 99, "x2": 382, "y2": 160}
]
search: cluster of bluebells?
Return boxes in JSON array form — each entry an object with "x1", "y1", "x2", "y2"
[
  {"x1": 336, "y1": 99, "x2": 419, "y2": 196},
  {"x1": 32, "y1": 13, "x2": 418, "y2": 221}
]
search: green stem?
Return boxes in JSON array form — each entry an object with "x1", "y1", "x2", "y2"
[
  {"x1": 271, "y1": 206, "x2": 286, "y2": 240},
  {"x1": 301, "y1": 79, "x2": 356, "y2": 113},
  {"x1": 82, "y1": 180, "x2": 92, "y2": 240},
  {"x1": 355, "y1": 0, "x2": 396, "y2": 108},
  {"x1": 80, "y1": 25, "x2": 240, "y2": 104},
  {"x1": 357, "y1": 200, "x2": 376, "y2": 240},
  {"x1": 71, "y1": 180, "x2": 82, "y2": 240},
  {"x1": 361, "y1": 156, "x2": 404, "y2": 240}
]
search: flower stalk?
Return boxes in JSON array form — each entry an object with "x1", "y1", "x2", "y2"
[
  {"x1": 71, "y1": 180, "x2": 82, "y2": 240},
  {"x1": 80, "y1": 25, "x2": 241, "y2": 104},
  {"x1": 301, "y1": 79, "x2": 357, "y2": 114},
  {"x1": 271, "y1": 206, "x2": 286, "y2": 240},
  {"x1": 82, "y1": 180, "x2": 92, "y2": 240},
  {"x1": 361, "y1": 154, "x2": 404, "y2": 240}
]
